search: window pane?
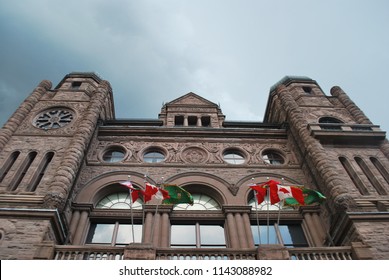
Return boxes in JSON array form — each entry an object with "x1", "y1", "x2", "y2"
[
  {"x1": 278, "y1": 225, "x2": 307, "y2": 247},
  {"x1": 87, "y1": 224, "x2": 115, "y2": 244},
  {"x1": 103, "y1": 150, "x2": 125, "y2": 162},
  {"x1": 171, "y1": 225, "x2": 196, "y2": 247},
  {"x1": 143, "y1": 151, "x2": 165, "y2": 163},
  {"x1": 251, "y1": 225, "x2": 278, "y2": 245},
  {"x1": 200, "y1": 225, "x2": 225, "y2": 247},
  {"x1": 116, "y1": 224, "x2": 143, "y2": 244},
  {"x1": 223, "y1": 152, "x2": 245, "y2": 164}
]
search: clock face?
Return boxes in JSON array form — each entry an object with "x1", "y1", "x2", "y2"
[{"x1": 33, "y1": 108, "x2": 74, "y2": 130}]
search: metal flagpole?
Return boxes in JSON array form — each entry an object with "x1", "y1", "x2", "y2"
[
  {"x1": 276, "y1": 178, "x2": 285, "y2": 229},
  {"x1": 150, "y1": 177, "x2": 164, "y2": 244},
  {"x1": 251, "y1": 178, "x2": 261, "y2": 246},
  {"x1": 266, "y1": 177, "x2": 270, "y2": 244},
  {"x1": 127, "y1": 176, "x2": 135, "y2": 243},
  {"x1": 141, "y1": 174, "x2": 147, "y2": 242}
]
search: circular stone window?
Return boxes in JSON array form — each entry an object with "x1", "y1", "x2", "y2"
[
  {"x1": 143, "y1": 150, "x2": 165, "y2": 163},
  {"x1": 262, "y1": 150, "x2": 285, "y2": 165},
  {"x1": 33, "y1": 108, "x2": 74, "y2": 129},
  {"x1": 223, "y1": 149, "x2": 246, "y2": 164},
  {"x1": 102, "y1": 147, "x2": 126, "y2": 163}
]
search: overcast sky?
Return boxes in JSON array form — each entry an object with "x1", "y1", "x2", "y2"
[{"x1": 0, "y1": 0, "x2": 388, "y2": 133}]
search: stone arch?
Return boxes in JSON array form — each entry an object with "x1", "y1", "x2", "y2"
[
  {"x1": 75, "y1": 171, "x2": 154, "y2": 206},
  {"x1": 166, "y1": 172, "x2": 232, "y2": 206}
]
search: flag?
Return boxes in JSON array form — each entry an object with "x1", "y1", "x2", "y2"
[
  {"x1": 271, "y1": 185, "x2": 305, "y2": 205},
  {"x1": 162, "y1": 185, "x2": 194, "y2": 205},
  {"x1": 119, "y1": 180, "x2": 141, "y2": 203},
  {"x1": 249, "y1": 180, "x2": 280, "y2": 204},
  {"x1": 143, "y1": 183, "x2": 170, "y2": 203},
  {"x1": 285, "y1": 188, "x2": 326, "y2": 206},
  {"x1": 250, "y1": 184, "x2": 267, "y2": 204}
]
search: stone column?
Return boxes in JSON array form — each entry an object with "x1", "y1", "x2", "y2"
[
  {"x1": 242, "y1": 212, "x2": 255, "y2": 248},
  {"x1": 183, "y1": 115, "x2": 188, "y2": 126},
  {"x1": 72, "y1": 210, "x2": 89, "y2": 245},
  {"x1": 68, "y1": 210, "x2": 80, "y2": 243},
  {"x1": 196, "y1": 116, "x2": 202, "y2": 127},
  {"x1": 226, "y1": 212, "x2": 239, "y2": 248}
]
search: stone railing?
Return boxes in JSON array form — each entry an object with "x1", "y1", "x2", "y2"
[
  {"x1": 52, "y1": 242, "x2": 376, "y2": 260},
  {"x1": 156, "y1": 248, "x2": 257, "y2": 260},
  {"x1": 54, "y1": 245, "x2": 125, "y2": 260},
  {"x1": 288, "y1": 246, "x2": 353, "y2": 260}
]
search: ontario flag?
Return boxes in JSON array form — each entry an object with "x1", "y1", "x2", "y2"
[
  {"x1": 143, "y1": 183, "x2": 170, "y2": 203},
  {"x1": 119, "y1": 180, "x2": 142, "y2": 203},
  {"x1": 270, "y1": 185, "x2": 305, "y2": 205}
]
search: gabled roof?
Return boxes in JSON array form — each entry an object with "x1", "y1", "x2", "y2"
[{"x1": 165, "y1": 92, "x2": 219, "y2": 107}]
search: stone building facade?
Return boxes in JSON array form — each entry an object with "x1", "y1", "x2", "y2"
[{"x1": 0, "y1": 72, "x2": 388, "y2": 260}]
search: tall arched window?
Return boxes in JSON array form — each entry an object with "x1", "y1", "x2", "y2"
[
  {"x1": 370, "y1": 157, "x2": 389, "y2": 185},
  {"x1": 28, "y1": 152, "x2": 54, "y2": 192},
  {"x1": 9, "y1": 151, "x2": 37, "y2": 191},
  {"x1": 339, "y1": 157, "x2": 369, "y2": 195},
  {"x1": 0, "y1": 151, "x2": 20, "y2": 183},
  {"x1": 355, "y1": 157, "x2": 387, "y2": 195}
]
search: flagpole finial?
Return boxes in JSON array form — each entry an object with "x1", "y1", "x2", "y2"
[
  {"x1": 128, "y1": 175, "x2": 131, "y2": 179},
  {"x1": 266, "y1": 177, "x2": 269, "y2": 180}
]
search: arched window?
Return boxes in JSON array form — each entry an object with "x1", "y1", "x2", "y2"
[
  {"x1": 355, "y1": 157, "x2": 387, "y2": 195},
  {"x1": 9, "y1": 151, "x2": 37, "y2": 191},
  {"x1": 370, "y1": 157, "x2": 389, "y2": 185},
  {"x1": 29, "y1": 152, "x2": 54, "y2": 192},
  {"x1": 86, "y1": 191, "x2": 144, "y2": 246},
  {"x1": 319, "y1": 117, "x2": 343, "y2": 131},
  {"x1": 171, "y1": 192, "x2": 225, "y2": 248},
  {"x1": 339, "y1": 157, "x2": 369, "y2": 195},
  {"x1": 0, "y1": 151, "x2": 20, "y2": 183},
  {"x1": 173, "y1": 193, "x2": 221, "y2": 210}
]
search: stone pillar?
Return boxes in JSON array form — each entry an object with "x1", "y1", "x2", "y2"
[
  {"x1": 196, "y1": 116, "x2": 202, "y2": 127},
  {"x1": 0, "y1": 80, "x2": 52, "y2": 151},
  {"x1": 160, "y1": 212, "x2": 170, "y2": 247},
  {"x1": 183, "y1": 115, "x2": 188, "y2": 126},
  {"x1": 223, "y1": 206, "x2": 252, "y2": 249},
  {"x1": 72, "y1": 209, "x2": 90, "y2": 245},
  {"x1": 226, "y1": 212, "x2": 239, "y2": 248},
  {"x1": 143, "y1": 209, "x2": 154, "y2": 243},
  {"x1": 243, "y1": 212, "x2": 255, "y2": 248},
  {"x1": 68, "y1": 210, "x2": 80, "y2": 243}
]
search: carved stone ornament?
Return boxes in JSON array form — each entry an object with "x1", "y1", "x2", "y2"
[
  {"x1": 33, "y1": 107, "x2": 74, "y2": 130},
  {"x1": 181, "y1": 147, "x2": 209, "y2": 164}
]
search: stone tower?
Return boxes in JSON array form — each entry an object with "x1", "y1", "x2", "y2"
[
  {"x1": 0, "y1": 73, "x2": 114, "y2": 259},
  {"x1": 265, "y1": 76, "x2": 389, "y2": 258}
]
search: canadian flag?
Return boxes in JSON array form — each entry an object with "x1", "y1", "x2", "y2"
[
  {"x1": 143, "y1": 183, "x2": 170, "y2": 203},
  {"x1": 119, "y1": 180, "x2": 141, "y2": 203},
  {"x1": 270, "y1": 185, "x2": 305, "y2": 205}
]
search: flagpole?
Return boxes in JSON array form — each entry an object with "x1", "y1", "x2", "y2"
[
  {"x1": 150, "y1": 177, "x2": 164, "y2": 244},
  {"x1": 251, "y1": 178, "x2": 261, "y2": 246},
  {"x1": 127, "y1": 176, "x2": 135, "y2": 243},
  {"x1": 276, "y1": 178, "x2": 285, "y2": 231},
  {"x1": 141, "y1": 174, "x2": 147, "y2": 242},
  {"x1": 266, "y1": 177, "x2": 270, "y2": 244}
]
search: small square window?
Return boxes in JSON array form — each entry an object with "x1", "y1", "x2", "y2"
[
  {"x1": 302, "y1": 86, "x2": 312, "y2": 94},
  {"x1": 71, "y1": 81, "x2": 82, "y2": 89}
]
